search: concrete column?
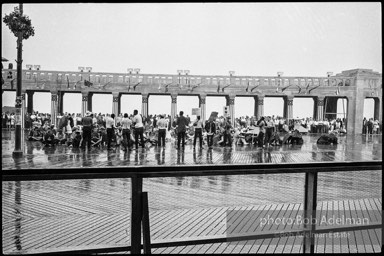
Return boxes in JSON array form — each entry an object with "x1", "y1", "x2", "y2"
[
  {"x1": 253, "y1": 96, "x2": 259, "y2": 118},
  {"x1": 27, "y1": 91, "x2": 34, "y2": 114},
  {"x1": 199, "y1": 94, "x2": 206, "y2": 122},
  {"x1": 112, "y1": 92, "x2": 121, "y2": 116},
  {"x1": 316, "y1": 97, "x2": 325, "y2": 121},
  {"x1": 51, "y1": 93, "x2": 58, "y2": 127},
  {"x1": 287, "y1": 96, "x2": 294, "y2": 122},
  {"x1": 374, "y1": 98, "x2": 382, "y2": 123},
  {"x1": 81, "y1": 92, "x2": 89, "y2": 117},
  {"x1": 88, "y1": 92, "x2": 93, "y2": 112},
  {"x1": 347, "y1": 82, "x2": 365, "y2": 134},
  {"x1": 226, "y1": 95, "x2": 235, "y2": 126},
  {"x1": 257, "y1": 95, "x2": 264, "y2": 119},
  {"x1": 57, "y1": 91, "x2": 64, "y2": 115},
  {"x1": 171, "y1": 94, "x2": 177, "y2": 124},
  {"x1": 141, "y1": 93, "x2": 149, "y2": 117},
  {"x1": 21, "y1": 92, "x2": 26, "y2": 129}
]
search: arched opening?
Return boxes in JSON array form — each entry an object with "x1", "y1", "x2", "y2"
[
  {"x1": 293, "y1": 97, "x2": 314, "y2": 119},
  {"x1": 363, "y1": 98, "x2": 375, "y2": 120},
  {"x1": 148, "y1": 95, "x2": 171, "y2": 116},
  {"x1": 121, "y1": 94, "x2": 141, "y2": 116},
  {"x1": 206, "y1": 96, "x2": 226, "y2": 117},
  {"x1": 234, "y1": 96, "x2": 254, "y2": 118},
  {"x1": 2, "y1": 91, "x2": 16, "y2": 109},
  {"x1": 29, "y1": 92, "x2": 51, "y2": 114},
  {"x1": 177, "y1": 95, "x2": 199, "y2": 118},
  {"x1": 62, "y1": 93, "x2": 81, "y2": 115},
  {"x1": 91, "y1": 93, "x2": 112, "y2": 114},
  {"x1": 264, "y1": 97, "x2": 284, "y2": 117}
]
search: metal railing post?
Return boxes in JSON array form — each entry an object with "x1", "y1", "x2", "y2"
[
  {"x1": 303, "y1": 171, "x2": 318, "y2": 253},
  {"x1": 142, "y1": 192, "x2": 152, "y2": 254},
  {"x1": 131, "y1": 175, "x2": 143, "y2": 254}
]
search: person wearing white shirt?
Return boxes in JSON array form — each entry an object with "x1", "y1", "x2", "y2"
[
  {"x1": 157, "y1": 115, "x2": 168, "y2": 147},
  {"x1": 121, "y1": 113, "x2": 133, "y2": 151},
  {"x1": 132, "y1": 109, "x2": 145, "y2": 149},
  {"x1": 193, "y1": 116, "x2": 204, "y2": 149},
  {"x1": 105, "y1": 113, "x2": 115, "y2": 150}
]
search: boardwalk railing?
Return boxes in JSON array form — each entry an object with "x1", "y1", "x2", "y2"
[{"x1": 2, "y1": 161, "x2": 382, "y2": 255}]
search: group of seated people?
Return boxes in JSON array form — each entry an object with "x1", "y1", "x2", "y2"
[{"x1": 26, "y1": 111, "x2": 347, "y2": 150}]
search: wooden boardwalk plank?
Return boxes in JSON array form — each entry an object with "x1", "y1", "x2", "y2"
[{"x1": 349, "y1": 200, "x2": 366, "y2": 253}]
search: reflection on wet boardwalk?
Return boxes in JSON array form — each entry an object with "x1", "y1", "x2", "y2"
[
  {"x1": 1, "y1": 132, "x2": 382, "y2": 169},
  {"x1": 2, "y1": 131, "x2": 382, "y2": 254}
]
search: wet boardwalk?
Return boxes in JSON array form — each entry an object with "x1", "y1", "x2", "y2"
[
  {"x1": 1, "y1": 131, "x2": 382, "y2": 169},
  {"x1": 2, "y1": 131, "x2": 382, "y2": 254}
]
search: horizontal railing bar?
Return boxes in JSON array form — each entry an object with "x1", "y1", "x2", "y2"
[
  {"x1": 2, "y1": 161, "x2": 382, "y2": 181},
  {"x1": 4, "y1": 223, "x2": 381, "y2": 255}
]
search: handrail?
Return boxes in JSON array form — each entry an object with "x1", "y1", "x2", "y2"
[
  {"x1": 2, "y1": 161, "x2": 382, "y2": 255},
  {"x1": 2, "y1": 160, "x2": 381, "y2": 181}
]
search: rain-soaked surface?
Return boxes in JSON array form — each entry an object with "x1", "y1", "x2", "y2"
[
  {"x1": 1, "y1": 131, "x2": 382, "y2": 169},
  {"x1": 2, "y1": 131, "x2": 382, "y2": 253}
]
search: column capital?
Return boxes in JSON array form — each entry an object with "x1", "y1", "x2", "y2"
[
  {"x1": 51, "y1": 94, "x2": 58, "y2": 102},
  {"x1": 317, "y1": 98, "x2": 325, "y2": 106},
  {"x1": 199, "y1": 94, "x2": 207, "y2": 100},
  {"x1": 112, "y1": 91, "x2": 121, "y2": 98},
  {"x1": 142, "y1": 93, "x2": 149, "y2": 103},
  {"x1": 171, "y1": 93, "x2": 177, "y2": 103}
]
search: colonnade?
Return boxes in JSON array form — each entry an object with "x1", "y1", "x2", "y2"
[{"x1": 24, "y1": 91, "x2": 345, "y2": 129}]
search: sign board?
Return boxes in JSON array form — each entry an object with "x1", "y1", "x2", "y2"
[
  {"x1": 223, "y1": 106, "x2": 229, "y2": 117},
  {"x1": 192, "y1": 108, "x2": 201, "y2": 116},
  {"x1": 209, "y1": 111, "x2": 218, "y2": 120},
  {"x1": 14, "y1": 108, "x2": 22, "y2": 125}
]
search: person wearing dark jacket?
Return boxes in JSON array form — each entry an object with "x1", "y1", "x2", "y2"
[
  {"x1": 176, "y1": 111, "x2": 189, "y2": 150},
  {"x1": 81, "y1": 111, "x2": 93, "y2": 150},
  {"x1": 205, "y1": 116, "x2": 216, "y2": 149}
]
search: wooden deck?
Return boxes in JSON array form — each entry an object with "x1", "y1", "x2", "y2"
[{"x1": 2, "y1": 198, "x2": 381, "y2": 254}]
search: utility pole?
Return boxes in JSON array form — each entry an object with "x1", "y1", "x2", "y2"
[{"x1": 12, "y1": 3, "x2": 24, "y2": 158}]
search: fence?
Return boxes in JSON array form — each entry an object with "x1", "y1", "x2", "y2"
[{"x1": 3, "y1": 161, "x2": 382, "y2": 255}]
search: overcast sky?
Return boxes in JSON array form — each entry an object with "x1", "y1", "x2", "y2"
[{"x1": 2, "y1": 3, "x2": 381, "y2": 118}]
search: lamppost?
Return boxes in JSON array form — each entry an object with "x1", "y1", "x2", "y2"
[
  {"x1": 177, "y1": 70, "x2": 183, "y2": 88},
  {"x1": 127, "y1": 68, "x2": 140, "y2": 91},
  {"x1": 221, "y1": 71, "x2": 234, "y2": 92},
  {"x1": 184, "y1": 70, "x2": 190, "y2": 88},
  {"x1": 327, "y1": 72, "x2": 333, "y2": 86},
  {"x1": 277, "y1": 71, "x2": 284, "y2": 92}
]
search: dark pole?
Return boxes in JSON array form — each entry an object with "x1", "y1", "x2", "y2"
[{"x1": 13, "y1": 3, "x2": 23, "y2": 158}]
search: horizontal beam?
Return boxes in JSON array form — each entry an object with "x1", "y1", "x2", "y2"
[
  {"x1": 5, "y1": 223, "x2": 381, "y2": 255},
  {"x1": 2, "y1": 161, "x2": 382, "y2": 181}
]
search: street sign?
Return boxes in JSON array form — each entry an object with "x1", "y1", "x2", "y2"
[{"x1": 192, "y1": 108, "x2": 201, "y2": 116}]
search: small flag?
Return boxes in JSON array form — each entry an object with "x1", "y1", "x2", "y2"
[
  {"x1": 335, "y1": 86, "x2": 340, "y2": 95},
  {"x1": 84, "y1": 80, "x2": 93, "y2": 87}
]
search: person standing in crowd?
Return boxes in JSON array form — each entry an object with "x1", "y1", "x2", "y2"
[
  {"x1": 193, "y1": 116, "x2": 204, "y2": 149},
  {"x1": 121, "y1": 113, "x2": 133, "y2": 151},
  {"x1": 205, "y1": 116, "x2": 216, "y2": 149},
  {"x1": 176, "y1": 111, "x2": 188, "y2": 150},
  {"x1": 264, "y1": 116, "x2": 274, "y2": 147},
  {"x1": 133, "y1": 109, "x2": 145, "y2": 150},
  {"x1": 257, "y1": 116, "x2": 266, "y2": 147},
  {"x1": 157, "y1": 114, "x2": 168, "y2": 147},
  {"x1": 222, "y1": 116, "x2": 232, "y2": 147},
  {"x1": 362, "y1": 117, "x2": 367, "y2": 134},
  {"x1": 105, "y1": 113, "x2": 115, "y2": 150},
  {"x1": 81, "y1": 111, "x2": 93, "y2": 150}
]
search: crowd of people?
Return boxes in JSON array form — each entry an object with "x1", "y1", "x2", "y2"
[
  {"x1": 2, "y1": 110, "x2": 381, "y2": 151},
  {"x1": 362, "y1": 117, "x2": 381, "y2": 135}
]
